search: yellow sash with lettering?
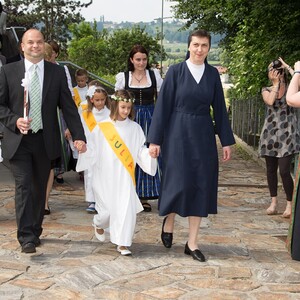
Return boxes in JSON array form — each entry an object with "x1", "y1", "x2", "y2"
[
  {"x1": 99, "y1": 122, "x2": 136, "y2": 186},
  {"x1": 73, "y1": 88, "x2": 81, "y2": 107},
  {"x1": 82, "y1": 109, "x2": 97, "y2": 132}
]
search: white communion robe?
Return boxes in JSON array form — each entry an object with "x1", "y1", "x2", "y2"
[
  {"x1": 76, "y1": 117, "x2": 157, "y2": 246},
  {"x1": 79, "y1": 105, "x2": 110, "y2": 203}
]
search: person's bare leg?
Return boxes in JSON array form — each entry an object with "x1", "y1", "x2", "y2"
[
  {"x1": 45, "y1": 169, "x2": 54, "y2": 210},
  {"x1": 163, "y1": 212, "x2": 176, "y2": 232},
  {"x1": 187, "y1": 216, "x2": 202, "y2": 250},
  {"x1": 266, "y1": 196, "x2": 278, "y2": 215},
  {"x1": 282, "y1": 200, "x2": 292, "y2": 218}
]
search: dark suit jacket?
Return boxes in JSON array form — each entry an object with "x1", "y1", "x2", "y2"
[
  {"x1": 0, "y1": 60, "x2": 86, "y2": 160},
  {"x1": 0, "y1": 54, "x2": 6, "y2": 65}
]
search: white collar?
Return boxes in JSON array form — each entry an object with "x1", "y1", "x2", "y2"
[{"x1": 24, "y1": 58, "x2": 44, "y2": 72}]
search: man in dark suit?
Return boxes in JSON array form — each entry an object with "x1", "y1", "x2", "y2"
[{"x1": 0, "y1": 28, "x2": 87, "y2": 253}]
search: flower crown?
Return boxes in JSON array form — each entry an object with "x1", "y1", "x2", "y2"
[
  {"x1": 111, "y1": 94, "x2": 135, "y2": 103},
  {"x1": 86, "y1": 85, "x2": 106, "y2": 99}
]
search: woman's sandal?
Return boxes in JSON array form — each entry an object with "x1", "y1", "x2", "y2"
[{"x1": 142, "y1": 202, "x2": 152, "y2": 212}]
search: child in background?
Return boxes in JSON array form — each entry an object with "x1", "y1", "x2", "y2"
[
  {"x1": 79, "y1": 84, "x2": 110, "y2": 213},
  {"x1": 73, "y1": 68, "x2": 89, "y2": 107},
  {"x1": 76, "y1": 90, "x2": 157, "y2": 256}
]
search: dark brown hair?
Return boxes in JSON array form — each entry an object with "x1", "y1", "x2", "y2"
[
  {"x1": 188, "y1": 29, "x2": 211, "y2": 49},
  {"x1": 127, "y1": 45, "x2": 150, "y2": 71},
  {"x1": 48, "y1": 40, "x2": 60, "y2": 56}
]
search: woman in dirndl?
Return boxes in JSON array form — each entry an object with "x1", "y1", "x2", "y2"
[{"x1": 115, "y1": 44, "x2": 163, "y2": 212}]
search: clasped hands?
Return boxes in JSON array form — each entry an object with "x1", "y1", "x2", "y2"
[
  {"x1": 65, "y1": 129, "x2": 86, "y2": 153},
  {"x1": 74, "y1": 140, "x2": 87, "y2": 153}
]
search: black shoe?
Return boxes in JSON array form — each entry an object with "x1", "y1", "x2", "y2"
[
  {"x1": 184, "y1": 242, "x2": 205, "y2": 262},
  {"x1": 55, "y1": 176, "x2": 64, "y2": 184},
  {"x1": 44, "y1": 206, "x2": 51, "y2": 215},
  {"x1": 34, "y1": 238, "x2": 41, "y2": 247},
  {"x1": 161, "y1": 216, "x2": 173, "y2": 248},
  {"x1": 142, "y1": 202, "x2": 152, "y2": 212},
  {"x1": 21, "y1": 242, "x2": 36, "y2": 253}
]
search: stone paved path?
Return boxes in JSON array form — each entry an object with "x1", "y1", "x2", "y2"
[{"x1": 0, "y1": 141, "x2": 300, "y2": 299}]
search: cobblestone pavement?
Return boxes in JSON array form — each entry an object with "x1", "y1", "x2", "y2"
[{"x1": 0, "y1": 141, "x2": 300, "y2": 299}]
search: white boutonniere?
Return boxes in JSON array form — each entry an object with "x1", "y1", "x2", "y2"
[{"x1": 21, "y1": 73, "x2": 29, "y2": 89}]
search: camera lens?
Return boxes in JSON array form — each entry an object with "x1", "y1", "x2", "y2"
[{"x1": 272, "y1": 60, "x2": 282, "y2": 69}]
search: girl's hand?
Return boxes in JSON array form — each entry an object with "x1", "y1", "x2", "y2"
[
  {"x1": 149, "y1": 143, "x2": 160, "y2": 158},
  {"x1": 74, "y1": 140, "x2": 87, "y2": 153}
]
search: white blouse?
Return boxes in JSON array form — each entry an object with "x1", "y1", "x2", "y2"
[{"x1": 115, "y1": 68, "x2": 163, "y2": 92}]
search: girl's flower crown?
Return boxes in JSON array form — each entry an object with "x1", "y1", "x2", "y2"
[
  {"x1": 86, "y1": 85, "x2": 106, "y2": 99},
  {"x1": 111, "y1": 94, "x2": 135, "y2": 103}
]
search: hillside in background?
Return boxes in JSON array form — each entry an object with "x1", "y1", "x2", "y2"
[
  {"x1": 89, "y1": 19, "x2": 223, "y2": 71},
  {"x1": 95, "y1": 19, "x2": 222, "y2": 46}
]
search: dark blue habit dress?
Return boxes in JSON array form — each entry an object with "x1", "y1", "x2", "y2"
[{"x1": 147, "y1": 61, "x2": 235, "y2": 217}]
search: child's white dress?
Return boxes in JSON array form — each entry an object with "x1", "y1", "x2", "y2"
[
  {"x1": 76, "y1": 117, "x2": 157, "y2": 246},
  {"x1": 79, "y1": 104, "x2": 110, "y2": 203}
]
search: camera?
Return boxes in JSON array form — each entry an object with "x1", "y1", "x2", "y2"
[{"x1": 271, "y1": 59, "x2": 283, "y2": 74}]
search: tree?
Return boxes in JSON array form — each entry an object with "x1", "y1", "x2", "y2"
[
  {"x1": 4, "y1": 0, "x2": 92, "y2": 49},
  {"x1": 106, "y1": 26, "x2": 163, "y2": 74},
  {"x1": 4, "y1": 0, "x2": 36, "y2": 28},
  {"x1": 172, "y1": 0, "x2": 300, "y2": 99},
  {"x1": 68, "y1": 21, "x2": 109, "y2": 75},
  {"x1": 67, "y1": 22, "x2": 163, "y2": 77}
]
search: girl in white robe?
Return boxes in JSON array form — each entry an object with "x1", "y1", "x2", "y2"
[
  {"x1": 76, "y1": 90, "x2": 157, "y2": 255},
  {"x1": 78, "y1": 85, "x2": 110, "y2": 213}
]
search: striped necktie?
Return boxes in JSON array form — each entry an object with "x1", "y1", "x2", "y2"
[{"x1": 30, "y1": 64, "x2": 42, "y2": 133}]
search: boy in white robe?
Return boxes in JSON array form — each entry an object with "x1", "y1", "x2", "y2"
[{"x1": 76, "y1": 90, "x2": 157, "y2": 255}]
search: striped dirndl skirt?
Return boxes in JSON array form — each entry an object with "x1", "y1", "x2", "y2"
[{"x1": 134, "y1": 104, "x2": 162, "y2": 199}]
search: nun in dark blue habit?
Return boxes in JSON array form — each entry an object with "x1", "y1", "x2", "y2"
[{"x1": 147, "y1": 29, "x2": 235, "y2": 262}]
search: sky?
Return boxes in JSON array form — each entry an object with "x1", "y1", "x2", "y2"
[{"x1": 80, "y1": 0, "x2": 176, "y2": 23}]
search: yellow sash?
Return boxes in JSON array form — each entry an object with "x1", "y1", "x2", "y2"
[
  {"x1": 82, "y1": 109, "x2": 97, "y2": 132},
  {"x1": 99, "y1": 122, "x2": 136, "y2": 186},
  {"x1": 73, "y1": 88, "x2": 81, "y2": 107}
]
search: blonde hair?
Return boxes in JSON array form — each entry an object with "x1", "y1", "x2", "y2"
[
  {"x1": 86, "y1": 87, "x2": 109, "y2": 112},
  {"x1": 44, "y1": 42, "x2": 53, "y2": 62}
]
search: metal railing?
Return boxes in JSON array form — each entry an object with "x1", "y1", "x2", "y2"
[
  {"x1": 231, "y1": 96, "x2": 300, "y2": 175},
  {"x1": 231, "y1": 95, "x2": 266, "y2": 149}
]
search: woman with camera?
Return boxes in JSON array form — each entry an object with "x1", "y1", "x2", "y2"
[{"x1": 258, "y1": 57, "x2": 299, "y2": 218}]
